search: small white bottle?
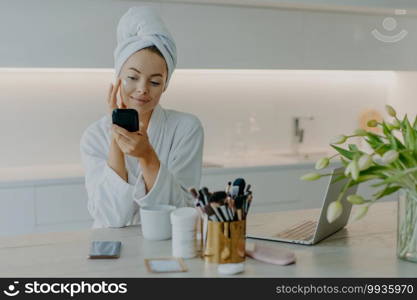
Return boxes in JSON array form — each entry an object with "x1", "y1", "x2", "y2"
[{"x1": 170, "y1": 207, "x2": 199, "y2": 259}]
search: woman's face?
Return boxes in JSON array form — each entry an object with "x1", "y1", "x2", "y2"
[{"x1": 119, "y1": 49, "x2": 168, "y2": 115}]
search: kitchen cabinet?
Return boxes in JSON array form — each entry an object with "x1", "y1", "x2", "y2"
[
  {"x1": 0, "y1": 162, "x2": 396, "y2": 236},
  {"x1": 34, "y1": 184, "x2": 92, "y2": 226},
  {"x1": 0, "y1": 187, "x2": 35, "y2": 236},
  {"x1": 159, "y1": 0, "x2": 416, "y2": 14},
  {"x1": 201, "y1": 164, "x2": 330, "y2": 212},
  {"x1": 0, "y1": 179, "x2": 90, "y2": 237},
  {"x1": 2, "y1": 164, "x2": 321, "y2": 236},
  {"x1": 1, "y1": 0, "x2": 416, "y2": 70}
]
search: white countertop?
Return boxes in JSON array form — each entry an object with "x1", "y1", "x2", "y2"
[
  {"x1": 204, "y1": 149, "x2": 333, "y2": 168},
  {"x1": 0, "y1": 202, "x2": 414, "y2": 277},
  {"x1": 0, "y1": 150, "x2": 334, "y2": 187}
]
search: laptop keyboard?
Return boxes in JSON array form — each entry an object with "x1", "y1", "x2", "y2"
[{"x1": 274, "y1": 220, "x2": 317, "y2": 242}]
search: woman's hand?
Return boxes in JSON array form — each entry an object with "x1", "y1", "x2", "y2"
[
  {"x1": 106, "y1": 79, "x2": 129, "y2": 181},
  {"x1": 107, "y1": 79, "x2": 127, "y2": 113},
  {"x1": 111, "y1": 123, "x2": 155, "y2": 160},
  {"x1": 107, "y1": 79, "x2": 127, "y2": 143},
  {"x1": 112, "y1": 123, "x2": 160, "y2": 192}
]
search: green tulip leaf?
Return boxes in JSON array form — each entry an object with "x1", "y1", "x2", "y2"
[
  {"x1": 371, "y1": 167, "x2": 417, "y2": 186},
  {"x1": 413, "y1": 116, "x2": 417, "y2": 130},
  {"x1": 347, "y1": 175, "x2": 381, "y2": 187},
  {"x1": 340, "y1": 157, "x2": 349, "y2": 167},
  {"x1": 331, "y1": 174, "x2": 346, "y2": 184},
  {"x1": 331, "y1": 145, "x2": 354, "y2": 160},
  {"x1": 364, "y1": 133, "x2": 384, "y2": 152},
  {"x1": 372, "y1": 185, "x2": 401, "y2": 200},
  {"x1": 348, "y1": 144, "x2": 360, "y2": 153},
  {"x1": 405, "y1": 116, "x2": 416, "y2": 151}
]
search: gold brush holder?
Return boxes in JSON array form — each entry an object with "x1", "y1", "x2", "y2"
[{"x1": 203, "y1": 220, "x2": 246, "y2": 264}]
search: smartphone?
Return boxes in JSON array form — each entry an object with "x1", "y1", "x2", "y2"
[
  {"x1": 89, "y1": 241, "x2": 122, "y2": 259},
  {"x1": 112, "y1": 108, "x2": 139, "y2": 132}
]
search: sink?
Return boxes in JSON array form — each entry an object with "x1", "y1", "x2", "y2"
[
  {"x1": 202, "y1": 150, "x2": 333, "y2": 168},
  {"x1": 273, "y1": 151, "x2": 329, "y2": 161},
  {"x1": 202, "y1": 161, "x2": 224, "y2": 168}
]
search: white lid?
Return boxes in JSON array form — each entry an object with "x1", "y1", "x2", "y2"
[
  {"x1": 170, "y1": 207, "x2": 199, "y2": 223},
  {"x1": 217, "y1": 263, "x2": 245, "y2": 275}
]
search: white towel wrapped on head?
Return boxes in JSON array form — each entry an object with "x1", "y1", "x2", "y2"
[{"x1": 114, "y1": 6, "x2": 177, "y2": 90}]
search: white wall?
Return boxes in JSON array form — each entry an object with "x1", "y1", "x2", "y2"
[
  {"x1": 387, "y1": 72, "x2": 417, "y2": 118},
  {"x1": 0, "y1": 68, "x2": 394, "y2": 168},
  {"x1": 1, "y1": 0, "x2": 417, "y2": 70},
  {"x1": 1, "y1": 0, "x2": 417, "y2": 168}
]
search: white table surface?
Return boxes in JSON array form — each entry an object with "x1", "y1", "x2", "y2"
[{"x1": 0, "y1": 201, "x2": 415, "y2": 277}]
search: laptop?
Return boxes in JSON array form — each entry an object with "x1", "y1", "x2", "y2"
[{"x1": 247, "y1": 167, "x2": 358, "y2": 245}]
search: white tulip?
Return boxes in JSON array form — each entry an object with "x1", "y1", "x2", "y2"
[
  {"x1": 348, "y1": 160, "x2": 360, "y2": 181},
  {"x1": 391, "y1": 119, "x2": 400, "y2": 129},
  {"x1": 385, "y1": 105, "x2": 397, "y2": 118},
  {"x1": 347, "y1": 194, "x2": 366, "y2": 205},
  {"x1": 315, "y1": 157, "x2": 329, "y2": 170},
  {"x1": 382, "y1": 150, "x2": 399, "y2": 165},
  {"x1": 358, "y1": 154, "x2": 373, "y2": 171},
  {"x1": 327, "y1": 201, "x2": 343, "y2": 223},
  {"x1": 330, "y1": 135, "x2": 347, "y2": 145},
  {"x1": 300, "y1": 173, "x2": 321, "y2": 181},
  {"x1": 344, "y1": 163, "x2": 351, "y2": 176},
  {"x1": 372, "y1": 154, "x2": 384, "y2": 165},
  {"x1": 354, "y1": 128, "x2": 367, "y2": 136}
]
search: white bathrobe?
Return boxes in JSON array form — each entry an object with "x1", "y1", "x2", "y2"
[{"x1": 80, "y1": 104, "x2": 204, "y2": 228}]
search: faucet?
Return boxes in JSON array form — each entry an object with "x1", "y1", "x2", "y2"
[{"x1": 292, "y1": 116, "x2": 314, "y2": 155}]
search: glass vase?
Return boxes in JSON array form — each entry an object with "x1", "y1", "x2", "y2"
[{"x1": 397, "y1": 188, "x2": 417, "y2": 262}]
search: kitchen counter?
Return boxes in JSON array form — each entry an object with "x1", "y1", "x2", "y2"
[
  {"x1": 204, "y1": 149, "x2": 333, "y2": 168},
  {"x1": 0, "y1": 150, "x2": 334, "y2": 187},
  {"x1": 0, "y1": 201, "x2": 414, "y2": 277}
]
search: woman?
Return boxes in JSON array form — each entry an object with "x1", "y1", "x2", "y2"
[{"x1": 80, "y1": 7, "x2": 204, "y2": 228}]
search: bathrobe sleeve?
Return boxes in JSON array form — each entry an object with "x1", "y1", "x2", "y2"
[
  {"x1": 80, "y1": 126, "x2": 137, "y2": 228},
  {"x1": 133, "y1": 115, "x2": 204, "y2": 208}
]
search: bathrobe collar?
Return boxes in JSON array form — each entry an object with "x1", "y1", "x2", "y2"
[{"x1": 146, "y1": 104, "x2": 166, "y2": 151}]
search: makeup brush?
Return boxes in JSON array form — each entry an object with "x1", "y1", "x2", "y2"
[
  {"x1": 195, "y1": 201, "x2": 205, "y2": 217},
  {"x1": 190, "y1": 187, "x2": 202, "y2": 208},
  {"x1": 204, "y1": 191, "x2": 224, "y2": 221},
  {"x1": 199, "y1": 187, "x2": 211, "y2": 206},
  {"x1": 209, "y1": 202, "x2": 225, "y2": 222},
  {"x1": 227, "y1": 196, "x2": 236, "y2": 219},
  {"x1": 245, "y1": 192, "x2": 253, "y2": 214},
  {"x1": 209, "y1": 191, "x2": 229, "y2": 221},
  {"x1": 232, "y1": 178, "x2": 246, "y2": 197},
  {"x1": 234, "y1": 195, "x2": 245, "y2": 221},
  {"x1": 224, "y1": 196, "x2": 235, "y2": 220},
  {"x1": 203, "y1": 205, "x2": 218, "y2": 222},
  {"x1": 231, "y1": 186, "x2": 239, "y2": 198},
  {"x1": 209, "y1": 191, "x2": 227, "y2": 205},
  {"x1": 202, "y1": 187, "x2": 211, "y2": 205},
  {"x1": 225, "y1": 181, "x2": 232, "y2": 196},
  {"x1": 189, "y1": 187, "x2": 199, "y2": 200},
  {"x1": 198, "y1": 189, "x2": 206, "y2": 206}
]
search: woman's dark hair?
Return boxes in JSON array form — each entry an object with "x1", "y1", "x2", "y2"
[{"x1": 144, "y1": 45, "x2": 164, "y2": 59}]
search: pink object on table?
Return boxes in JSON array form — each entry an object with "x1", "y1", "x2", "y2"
[{"x1": 245, "y1": 243, "x2": 296, "y2": 265}]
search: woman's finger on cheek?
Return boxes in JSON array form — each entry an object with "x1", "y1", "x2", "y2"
[
  {"x1": 119, "y1": 85, "x2": 128, "y2": 109},
  {"x1": 111, "y1": 80, "x2": 119, "y2": 107},
  {"x1": 107, "y1": 84, "x2": 113, "y2": 105}
]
